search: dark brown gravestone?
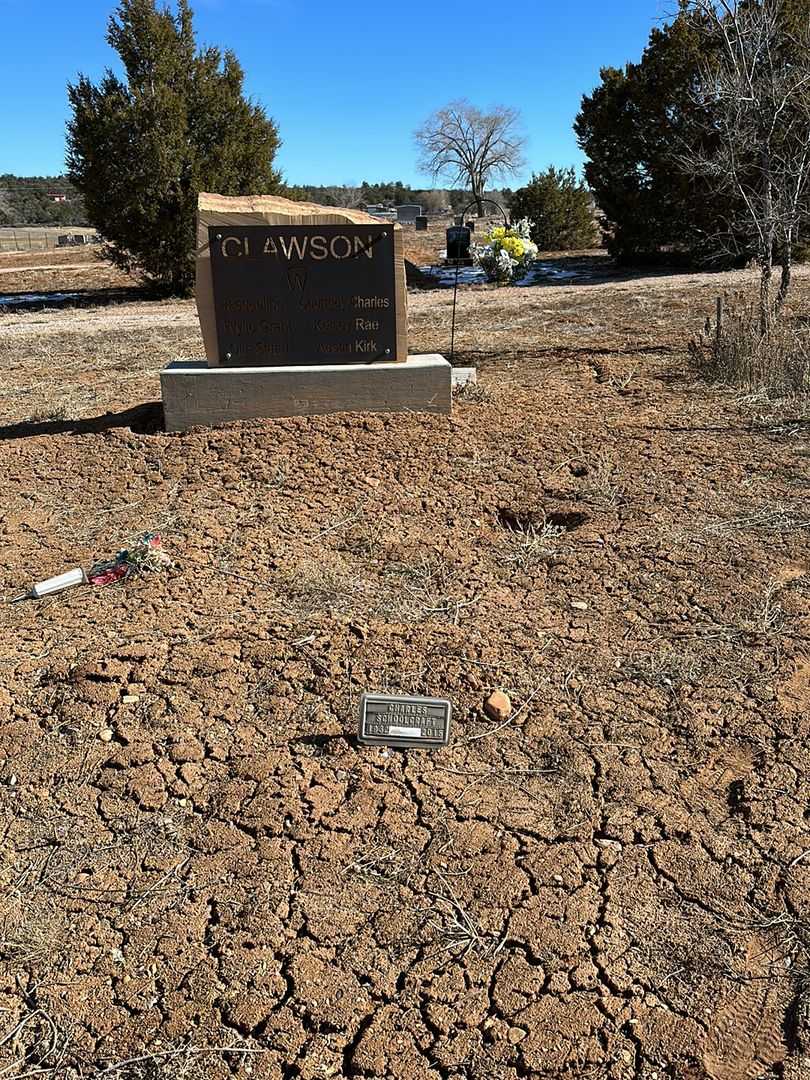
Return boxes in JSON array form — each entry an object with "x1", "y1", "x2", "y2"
[
  {"x1": 208, "y1": 224, "x2": 398, "y2": 367},
  {"x1": 195, "y1": 193, "x2": 407, "y2": 366},
  {"x1": 160, "y1": 193, "x2": 452, "y2": 430},
  {"x1": 446, "y1": 225, "x2": 472, "y2": 262}
]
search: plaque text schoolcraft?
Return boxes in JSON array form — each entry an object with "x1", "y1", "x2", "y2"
[{"x1": 357, "y1": 693, "x2": 452, "y2": 749}]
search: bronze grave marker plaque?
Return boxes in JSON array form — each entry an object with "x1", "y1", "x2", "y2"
[
  {"x1": 208, "y1": 224, "x2": 397, "y2": 367},
  {"x1": 357, "y1": 693, "x2": 452, "y2": 749}
]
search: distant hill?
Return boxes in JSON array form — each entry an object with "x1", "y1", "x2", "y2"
[{"x1": 0, "y1": 175, "x2": 88, "y2": 226}]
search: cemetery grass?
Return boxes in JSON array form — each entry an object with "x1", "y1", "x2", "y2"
[
  {"x1": 0, "y1": 245, "x2": 135, "y2": 297},
  {"x1": 0, "y1": 226, "x2": 97, "y2": 255},
  {"x1": 0, "y1": 263, "x2": 809, "y2": 1078}
]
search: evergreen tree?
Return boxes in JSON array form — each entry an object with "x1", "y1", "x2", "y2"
[
  {"x1": 575, "y1": 14, "x2": 731, "y2": 263},
  {"x1": 67, "y1": 0, "x2": 280, "y2": 295},
  {"x1": 509, "y1": 168, "x2": 598, "y2": 250},
  {"x1": 576, "y1": 2, "x2": 810, "y2": 265}
]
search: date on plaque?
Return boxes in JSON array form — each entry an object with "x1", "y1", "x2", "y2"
[{"x1": 358, "y1": 693, "x2": 452, "y2": 749}]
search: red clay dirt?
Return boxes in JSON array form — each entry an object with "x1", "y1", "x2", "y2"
[{"x1": 0, "y1": 257, "x2": 809, "y2": 1079}]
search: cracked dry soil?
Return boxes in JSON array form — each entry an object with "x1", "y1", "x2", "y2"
[{"x1": 1, "y1": 265, "x2": 810, "y2": 1079}]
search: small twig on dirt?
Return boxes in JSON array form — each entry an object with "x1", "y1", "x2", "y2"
[
  {"x1": 421, "y1": 594, "x2": 481, "y2": 625},
  {"x1": 655, "y1": 967, "x2": 687, "y2": 990},
  {"x1": 123, "y1": 857, "x2": 189, "y2": 915},
  {"x1": 432, "y1": 653, "x2": 521, "y2": 675},
  {"x1": 463, "y1": 686, "x2": 542, "y2": 744},
  {"x1": 95, "y1": 498, "x2": 145, "y2": 516},
  {"x1": 311, "y1": 511, "x2": 362, "y2": 541},
  {"x1": 437, "y1": 765, "x2": 559, "y2": 801},
  {"x1": 0, "y1": 1007, "x2": 61, "y2": 1079},
  {"x1": 94, "y1": 1045, "x2": 266, "y2": 1077},
  {"x1": 788, "y1": 850, "x2": 810, "y2": 871},
  {"x1": 0, "y1": 1010, "x2": 56, "y2": 1052},
  {"x1": 291, "y1": 642, "x2": 330, "y2": 677},
  {"x1": 209, "y1": 565, "x2": 273, "y2": 589}
]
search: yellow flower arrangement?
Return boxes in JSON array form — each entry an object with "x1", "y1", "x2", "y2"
[
  {"x1": 474, "y1": 218, "x2": 538, "y2": 283},
  {"x1": 500, "y1": 235, "x2": 525, "y2": 260}
]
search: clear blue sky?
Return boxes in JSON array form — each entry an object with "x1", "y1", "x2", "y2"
[{"x1": 0, "y1": 0, "x2": 670, "y2": 185}]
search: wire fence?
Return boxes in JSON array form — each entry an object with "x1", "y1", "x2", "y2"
[{"x1": 0, "y1": 227, "x2": 98, "y2": 253}]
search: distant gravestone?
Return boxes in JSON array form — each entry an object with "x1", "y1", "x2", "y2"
[
  {"x1": 396, "y1": 204, "x2": 422, "y2": 223},
  {"x1": 415, "y1": 216, "x2": 428, "y2": 231},
  {"x1": 446, "y1": 225, "x2": 472, "y2": 262}
]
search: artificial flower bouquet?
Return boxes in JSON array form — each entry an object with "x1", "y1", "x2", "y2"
[{"x1": 474, "y1": 219, "x2": 538, "y2": 284}]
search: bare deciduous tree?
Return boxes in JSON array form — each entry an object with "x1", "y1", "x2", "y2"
[
  {"x1": 418, "y1": 188, "x2": 450, "y2": 213},
  {"x1": 679, "y1": 0, "x2": 810, "y2": 328},
  {"x1": 321, "y1": 185, "x2": 363, "y2": 209},
  {"x1": 415, "y1": 100, "x2": 526, "y2": 217}
]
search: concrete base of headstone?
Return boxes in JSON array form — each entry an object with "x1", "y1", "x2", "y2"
[{"x1": 161, "y1": 354, "x2": 452, "y2": 432}]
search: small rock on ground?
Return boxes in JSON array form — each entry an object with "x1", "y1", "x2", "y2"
[{"x1": 484, "y1": 690, "x2": 512, "y2": 722}]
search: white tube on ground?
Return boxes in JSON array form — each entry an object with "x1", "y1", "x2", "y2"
[{"x1": 30, "y1": 568, "x2": 87, "y2": 598}]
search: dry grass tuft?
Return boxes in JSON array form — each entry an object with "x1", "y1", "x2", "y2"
[
  {"x1": 388, "y1": 554, "x2": 479, "y2": 623},
  {"x1": 703, "y1": 504, "x2": 810, "y2": 535},
  {"x1": 568, "y1": 434, "x2": 625, "y2": 508},
  {"x1": 691, "y1": 294, "x2": 810, "y2": 390},
  {"x1": 426, "y1": 873, "x2": 505, "y2": 960},
  {"x1": 343, "y1": 839, "x2": 422, "y2": 888},
  {"x1": 501, "y1": 521, "x2": 567, "y2": 569},
  {"x1": 616, "y1": 645, "x2": 706, "y2": 691},
  {"x1": 453, "y1": 380, "x2": 491, "y2": 405}
]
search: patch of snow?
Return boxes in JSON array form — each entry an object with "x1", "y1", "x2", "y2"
[
  {"x1": 417, "y1": 260, "x2": 584, "y2": 290},
  {"x1": 0, "y1": 291, "x2": 83, "y2": 307},
  {"x1": 418, "y1": 265, "x2": 487, "y2": 287}
]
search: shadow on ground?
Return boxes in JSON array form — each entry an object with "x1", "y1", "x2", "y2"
[{"x1": 0, "y1": 403, "x2": 164, "y2": 440}]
